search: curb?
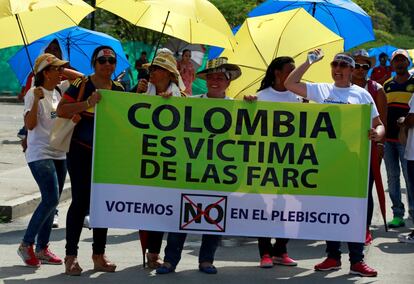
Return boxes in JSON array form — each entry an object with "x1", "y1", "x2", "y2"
[
  {"x1": 0, "y1": 184, "x2": 71, "y2": 222},
  {"x1": 0, "y1": 96, "x2": 21, "y2": 104}
]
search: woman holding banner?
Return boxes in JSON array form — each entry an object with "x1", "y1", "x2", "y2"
[
  {"x1": 285, "y1": 50, "x2": 384, "y2": 277},
  {"x1": 155, "y1": 57, "x2": 241, "y2": 275},
  {"x1": 244, "y1": 56, "x2": 299, "y2": 269},
  {"x1": 57, "y1": 45, "x2": 124, "y2": 276},
  {"x1": 136, "y1": 49, "x2": 186, "y2": 269}
]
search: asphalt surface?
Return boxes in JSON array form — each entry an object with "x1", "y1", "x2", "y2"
[{"x1": 0, "y1": 101, "x2": 413, "y2": 283}]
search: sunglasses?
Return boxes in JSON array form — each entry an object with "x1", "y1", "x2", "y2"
[
  {"x1": 355, "y1": 63, "x2": 370, "y2": 70},
  {"x1": 97, "y1": 56, "x2": 116, "y2": 65},
  {"x1": 330, "y1": 61, "x2": 351, "y2": 69},
  {"x1": 49, "y1": 66, "x2": 64, "y2": 72}
]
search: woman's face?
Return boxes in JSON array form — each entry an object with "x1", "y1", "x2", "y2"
[
  {"x1": 274, "y1": 62, "x2": 295, "y2": 84},
  {"x1": 94, "y1": 56, "x2": 116, "y2": 78},
  {"x1": 182, "y1": 51, "x2": 191, "y2": 62},
  {"x1": 352, "y1": 58, "x2": 370, "y2": 80},
  {"x1": 44, "y1": 65, "x2": 64, "y2": 86},
  {"x1": 149, "y1": 65, "x2": 171, "y2": 86}
]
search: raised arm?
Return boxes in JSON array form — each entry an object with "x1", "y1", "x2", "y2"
[{"x1": 285, "y1": 49, "x2": 324, "y2": 97}]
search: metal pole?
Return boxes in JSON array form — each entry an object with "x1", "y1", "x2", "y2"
[
  {"x1": 15, "y1": 15, "x2": 34, "y2": 73},
  {"x1": 151, "y1": 11, "x2": 170, "y2": 64}
]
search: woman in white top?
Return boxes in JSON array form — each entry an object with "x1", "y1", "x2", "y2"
[
  {"x1": 17, "y1": 53, "x2": 82, "y2": 267},
  {"x1": 245, "y1": 56, "x2": 299, "y2": 268}
]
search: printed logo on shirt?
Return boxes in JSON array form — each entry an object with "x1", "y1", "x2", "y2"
[
  {"x1": 50, "y1": 111, "x2": 57, "y2": 119},
  {"x1": 323, "y1": 99, "x2": 350, "y2": 104}
]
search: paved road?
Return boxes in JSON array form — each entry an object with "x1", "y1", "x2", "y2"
[{"x1": 0, "y1": 102, "x2": 413, "y2": 283}]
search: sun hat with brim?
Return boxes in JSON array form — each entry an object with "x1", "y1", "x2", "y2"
[
  {"x1": 143, "y1": 50, "x2": 185, "y2": 91},
  {"x1": 197, "y1": 57, "x2": 241, "y2": 81},
  {"x1": 352, "y1": 49, "x2": 376, "y2": 67},
  {"x1": 34, "y1": 53, "x2": 68, "y2": 75}
]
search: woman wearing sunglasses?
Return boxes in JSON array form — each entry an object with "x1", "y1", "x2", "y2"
[
  {"x1": 352, "y1": 49, "x2": 387, "y2": 246},
  {"x1": 17, "y1": 53, "x2": 83, "y2": 268},
  {"x1": 57, "y1": 45, "x2": 125, "y2": 276}
]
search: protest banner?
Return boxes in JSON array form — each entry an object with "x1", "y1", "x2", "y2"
[{"x1": 90, "y1": 90, "x2": 371, "y2": 242}]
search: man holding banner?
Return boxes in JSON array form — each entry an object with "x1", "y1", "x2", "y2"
[
  {"x1": 156, "y1": 57, "x2": 242, "y2": 275},
  {"x1": 285, "y1": 50, "x2": 385, "y2": 277}
]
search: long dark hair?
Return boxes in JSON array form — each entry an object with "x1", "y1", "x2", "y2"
[{"x1": 258, "y1": 56, "x2": 294, "y2": 92}]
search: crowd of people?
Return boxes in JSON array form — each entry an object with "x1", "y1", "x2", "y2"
[{"x1": 15, "y1": 38, "x2": 414, "y2": 279}]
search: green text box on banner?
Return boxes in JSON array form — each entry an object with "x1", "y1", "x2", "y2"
[{"x1": 93, "y1": 90, "x2": 371, "y2": 199}]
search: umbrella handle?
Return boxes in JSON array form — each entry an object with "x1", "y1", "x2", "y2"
[{"x1": 151, "y1": 11, "x2": 171, "y2": 64}]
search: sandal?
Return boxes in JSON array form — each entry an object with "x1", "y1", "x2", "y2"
[
  {"x1": 64, "y1": 255, "x2": 82, "y2": 276},
  {"x1": 146, "y1": 252, "x2": 163, "y2": 269}
]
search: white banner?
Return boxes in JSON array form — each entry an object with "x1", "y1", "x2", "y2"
[{"x1": 90, "y1": 184, "x2": 366, "y2": 243}]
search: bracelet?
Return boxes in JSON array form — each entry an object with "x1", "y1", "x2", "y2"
[
  {"x1": 86, "y1": 97, "x2": 91, "y2": 107},
  {"x1": 377, "y1": 143, "x2": 384, "y2": 147}
]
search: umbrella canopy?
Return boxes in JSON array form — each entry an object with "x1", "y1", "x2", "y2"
[
  {"x1": 96, "y1": 0, "x2": 236, "y2": 50},
  {"x1": 0, "y1": 0, "x2": 94, "y2": 49},
  {"x1": 164, "y1": 38, "x2": 206, "y2": 70},
  {"x1": 8, "y1": 26, "x2": 130, "y2": 85},
  {"x1": 367, "y1": 45, "x2": 398, "y2": 67},
  {"x1": 248, "y1": 0, "x2": 374, "y2": 50},
  {"x1": 220, "y1": 8, "x2": 344, "y2": 99}
]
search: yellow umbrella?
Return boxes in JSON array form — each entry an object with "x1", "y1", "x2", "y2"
[
  {"x1": 96, "y1": 0, "x2": 236, "y2": 50},
  {"x1": 0, "y1": 0, "x2": 94, "y2": 49},
  {"x1": 221, "y1": 8, "x2": 344, "y2": 99},
  {"x1": 408, "y1": 49, "x2": 414, "y2": 61}
]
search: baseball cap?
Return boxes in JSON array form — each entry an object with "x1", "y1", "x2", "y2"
[
  {"x1": 391, "y1": 49, "x2": 410, "y2": 62},
  {"x1": 34, "y1": 53, "x2": 68, "y2": 74}
]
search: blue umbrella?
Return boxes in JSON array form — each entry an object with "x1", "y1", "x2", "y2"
[
  {"x1": 248, "y1": 0, "x2": 375, "y2": 50},
  {"x1": 367, "y1": 45, "x2": 398, "y2": 68},
  {"x1": 8, "y1": 26, "x2": 130, "y2": 85}
]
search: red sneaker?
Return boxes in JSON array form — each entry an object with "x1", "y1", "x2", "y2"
[
  {"x1": 17, "y1": 244, "x2": 40, "y2": 267},
  {"x1": 259, "y1": 254, "x2": 273, "y2": 268},
  {"x1": 365, "y1": 230, "x2": 373, "y2": 246},
  {"x1": 314, "y1": 257, "x2": 341, "y2": 271},
  {"x1": 35, "y1": 245, "x2": 63, "y2": 265},
  {"x1": 272, "y1": 254, "x2": 297, "y2": 266},
  {"x1": 350, "y1": 262, "x2": 377, "y2": 277}
]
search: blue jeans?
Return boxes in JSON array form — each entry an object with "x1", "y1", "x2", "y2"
[
  {"x1": 163, "y1": 233, "x2": 221, "y2": 268},
  {"x1": 384, "y1": 141, "x2": 413, "y2": 218},
  {"x1": 23, "y1": 159, "x2": 67, "y2": 251},
  {"x1": 326, "y1": 241, "x2": 364, "y2": 264}
]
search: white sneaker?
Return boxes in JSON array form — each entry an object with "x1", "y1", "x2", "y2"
[
  {"x1": 83, "y1": 215, "x2": 90, "y2": 228},
  {"x1": 52, "y1": 214, "x2": 59, "y2": 228},
  {"x1": 398, "y1": 231, "x2": 414, "y2": 243}
]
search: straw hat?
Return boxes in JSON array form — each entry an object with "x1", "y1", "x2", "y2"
[
  {"x1": 197, "y1": 57, "x2": 241, "y2": 81},
  {"x1": 143, "y1": 50, "x2": 185, "y2": 90},
  {"x1": 352, "y1": 49, "x2": 376, "y2": 67},
  {"x1": 34, "y1": 53, "x2": 68, "y2": 74}
]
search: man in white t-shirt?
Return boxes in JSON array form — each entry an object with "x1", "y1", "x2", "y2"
[
  {"x1": 398, "y1": 97, "x2": 414, "y2": 243},
  {"x1": 285, "y1": 51, "x2": 385, "y2": 277}
]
